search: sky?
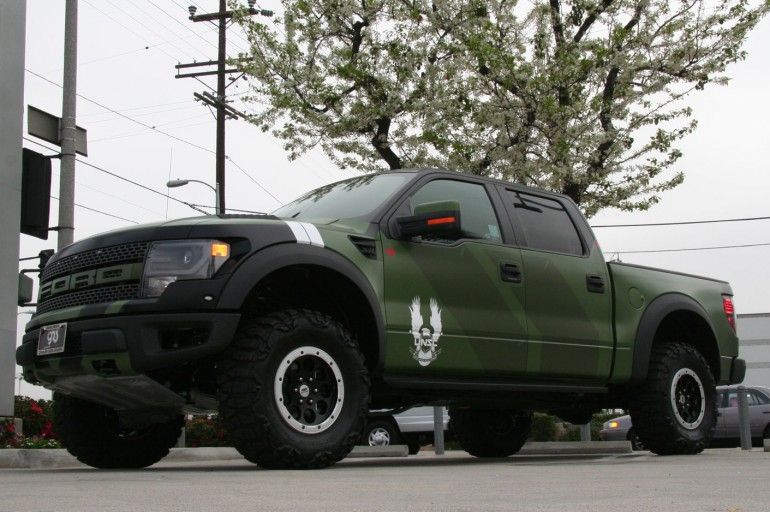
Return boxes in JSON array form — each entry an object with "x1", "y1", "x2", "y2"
[{"x1": 13, "y1": 0, "x2": 770, "y2": 398}]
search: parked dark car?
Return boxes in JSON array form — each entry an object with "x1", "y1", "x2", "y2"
[{"x1": 601, "y1": 386, "x2": 770, "y2": 449}]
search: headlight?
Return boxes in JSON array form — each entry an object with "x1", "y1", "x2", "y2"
[
  {"x1": 607, "y1": 420, "x2": 620, "y2": 429},
  {"x1": 142, "y1": 240, "x2": 230, "y2": 297}
]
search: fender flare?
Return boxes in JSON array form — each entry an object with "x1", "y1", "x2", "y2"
[
  {"x1": 630, "y1": 292, "x2": 718, "y2": 383},
  {"x1": 218, "y1": 243, "x2": 386, "y2": 374}
]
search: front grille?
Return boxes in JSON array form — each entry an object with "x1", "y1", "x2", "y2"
[
  {"x1": 42, "y1": 242, "x2": 149, "y2": 282},
  {"x1": 35, "y1": 283, "x2": 141, "y2": 315}
]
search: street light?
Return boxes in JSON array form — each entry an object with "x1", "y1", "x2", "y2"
[{"x1": 167, "y1": 178, "x2": 222, "y2": 215}]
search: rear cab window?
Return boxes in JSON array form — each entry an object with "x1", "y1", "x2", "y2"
[{"x1": 503, "y1": 189, "x2": 584, "y2": 256}]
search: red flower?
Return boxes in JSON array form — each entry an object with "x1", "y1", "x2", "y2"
[
  {"x1": 40, "y1": 420, "x2": 55, "y2": 439},
  {"x1": 29, "y1": 402, "x2": 44, "y2": 414},
  {"x1": 4, "y1": 422, "x2": 15, "y2": 434}
]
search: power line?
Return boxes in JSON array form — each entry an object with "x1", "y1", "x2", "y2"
[
  {"x1": 226, "y1": 156, "x2": 282, "y2": 204},
  {"x1": 23, "y1": 137, "x2": 209, "y2": 215},
  {"x1": 610, "y1": 242, "x2": 770, "y2": 254},
  {"x1": 81, "y1": 0, "x2": 195, "y2": 62},
  {"x1": 50, "y1": 195, "x2": 139, "y2": 224},
  {"x1": 25, "y1": 68, "x2": 216, "y2": 154},
  {"x1": 591, "y1": 215, "x2": 770, "y2": 228}
]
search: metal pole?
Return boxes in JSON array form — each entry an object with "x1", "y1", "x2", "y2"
[
  {"x1": 738, "y1": 385, "x2": 752, "y2": 450},
  {"x1": 433, "y1": 406, "x2": 445, "y2": 455},
  {"x1": 579, "y1": 423, "x2": 592, "y2": 442},
  {"x1": 0, "y1": 0, "x2": 26, "y2": 418},
  {"x1": 57, "y1": 0, "x2": 78, "y2": 250},
  {"x1": 215, "y1": 0, "x2": 227, "y2": 215}
]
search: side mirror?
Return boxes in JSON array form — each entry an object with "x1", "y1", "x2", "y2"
[{"x1": 396, "y1": 200, "x2": 462, "y2": 239}]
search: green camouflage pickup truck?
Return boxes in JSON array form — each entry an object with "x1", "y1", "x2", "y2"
[{"x1": 17, "y1": 169, "x2": 745, "y2": 469}]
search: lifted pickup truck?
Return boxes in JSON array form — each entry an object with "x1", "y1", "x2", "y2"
[{"x1": 17, "y1": 169, "x2": 745, "y2": 469}]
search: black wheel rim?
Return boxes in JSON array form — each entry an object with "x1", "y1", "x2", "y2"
[
  {"x1": 670, "y1": 368, "x2": 706, "y2": 429},
  {"x1": 274, "y1": 346, "x2": 344, "y2": 434}
]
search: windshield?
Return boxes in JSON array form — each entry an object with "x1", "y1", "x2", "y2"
[{"x1": 272, "y1": 173, "x2": 413, "y2": 222}]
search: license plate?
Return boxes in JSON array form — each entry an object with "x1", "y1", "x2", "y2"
[{"x1": 37, "y1": 323, "x2": 67, "y2": 356}]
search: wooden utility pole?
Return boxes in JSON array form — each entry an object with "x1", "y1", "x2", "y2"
[{"x1": 176, "y1": 1, "x2": 272, "y2": 214}]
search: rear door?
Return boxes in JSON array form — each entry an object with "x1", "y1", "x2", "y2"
[
  {"x1": 381, "y1": 177, "x2": 529, "y2": 379},
  {"x1": 499, "y1": 187, "x2": 613, "y2": 381}
]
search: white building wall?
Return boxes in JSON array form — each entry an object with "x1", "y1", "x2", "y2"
[{"x1": 737, "y1": 313, "x2": 770, "y2": 388}]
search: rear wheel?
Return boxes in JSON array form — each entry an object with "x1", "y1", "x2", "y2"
[
  {"x1": 217, "y1": 309, "x2": 370, "y2": 469},
  {"x1": 449, "y1": 408, "x2": 532, "y2": 458},
  {"x1": 53, "y1": 394, "x2": 183, "y2": 469},
  {"x1": 629, "y1": 342, "x2": 716, "y2": 455}
]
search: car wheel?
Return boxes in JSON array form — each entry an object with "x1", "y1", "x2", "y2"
[
  {"x1": 363, "y1": 419, "x2": 401, "y2": 447},
  {"x1": 629, "y1": 342, "x2": 717, "y2": 455},
  {"x1": 53, "y1": 394, "x2": 183, "y2": 469},
  {"x1": 217, "y1": 309, "x2": 370, "y2": 469},
  {"x1": 627, "y1": 428, "x2": 645, "y2": 451},
  {"x1": 449, "y1": 408, "x2": 532, "y2": 458}
]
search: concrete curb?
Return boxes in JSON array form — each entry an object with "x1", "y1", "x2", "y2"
[
  {"x1": 519, "y1": 441, "x2": 632, "y2": 455},
  {"x1": 763, "y1": 439, "x2": 770, "y2": 452},
  {"x1": 0, "y1": 442, "x2": 629, "y2": 469},
  {"x1": 0, "y1": 445, "x2": 410, "y2": 469}
]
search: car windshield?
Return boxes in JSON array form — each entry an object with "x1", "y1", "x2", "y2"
[{"x1": 272, "y1": 173, "x2": 413, "y2": 222}]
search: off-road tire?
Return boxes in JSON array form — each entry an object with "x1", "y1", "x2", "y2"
[
  {"x1": 217, "y1": 309, "x2": 370, "y2": 469},
  {"x1": 627, "y1": 428, "x2": 645, "y2": 451},
  {"x1": 406, "y1": 437, "x2": 421, "y2": 455},
  {"x1": 449, "y1": 408, "x2": 532, "y2": 458},
  {"x1": 53, "y1": 394, "x2": 183, "y2": 469},
  {"x1": 629, "y1": 342, "x2": 716, "y2": 455},
  {"x1": 362, "y1": 418, "x2": 401, "y2": 447}
]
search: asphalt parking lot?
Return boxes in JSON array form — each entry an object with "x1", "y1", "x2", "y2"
[{"x1": 1, "y1": 449, "x2": 768, "y2": 512}]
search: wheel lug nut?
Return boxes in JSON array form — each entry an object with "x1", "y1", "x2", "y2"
[
  {"x1": 314, "y1": 388, "x2": 318, "y2": 393},
  {"x1": 299, "y1": 399, "x2": 304, "y2": 404}
]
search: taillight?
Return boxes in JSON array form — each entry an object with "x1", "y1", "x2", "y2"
[{"x1": 722, "y1": 295, "x2": 736, "y2": 332}]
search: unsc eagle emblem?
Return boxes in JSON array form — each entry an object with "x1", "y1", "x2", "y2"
[{"x1": 409, "y1": 297, "x2": 443, "y2": 367}]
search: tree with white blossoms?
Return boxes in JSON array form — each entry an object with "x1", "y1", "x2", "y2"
[{"x1": 234, "y1": 0, "x2": 768, "y2": 215}]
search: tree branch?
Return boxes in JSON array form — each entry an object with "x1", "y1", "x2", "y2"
[
  {"x1": 573, "y1": 0, "x2": 614, "y2": 42},
  {"x1": 371, "y1": 117, "x2": 402, "y2": 169}
]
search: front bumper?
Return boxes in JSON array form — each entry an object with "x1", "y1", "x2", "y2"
[
  {"x1": 599, "y1": 428, "x2": 628, "y2": 442},
  {"x1": 17, "y1": 311, "x2": 241, "y2": 384}
]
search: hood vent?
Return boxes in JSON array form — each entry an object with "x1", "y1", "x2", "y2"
[{"x1": 349, "y1": 236, "x2": 377, "y2": 259}]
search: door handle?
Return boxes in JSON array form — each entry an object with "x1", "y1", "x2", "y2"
[
  {"x1": 500, "y1": 263, "x2": 522, "y2": 283},
  {"x1": 586, "y1": 274, "x2": 605, "y2": 293}
]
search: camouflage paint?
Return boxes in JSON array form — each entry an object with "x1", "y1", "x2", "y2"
[
  {"x1": 521, "y1": 244, "x2": 613, "y2": 380},
  {"x1": 608, "y1": 262, "x2": 738, "y2": 385},
  {"x1": 382, "y1": 239, "x2": 528, "y2": 377}
]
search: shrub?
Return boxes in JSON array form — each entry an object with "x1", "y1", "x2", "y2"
[
  {"x1": 185, "y1": 415, "x2": 230, "y2": 447},
  {"x1": 1, "y1": 419, "x2": 22, "y2": 448},
  {"x1": 530, "y1": 413, "x2": 557, "y2": 441},
  {"x1": 14, "y1": 396, "x2": 57, "y2": 440}
]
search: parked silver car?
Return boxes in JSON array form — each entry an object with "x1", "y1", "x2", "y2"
[
  {"x1": 600, "y1": 386, "x2": 770, "y2": 449},
  {"x1": 361, "y1": 407, "x2": 449, "y2": 454}
]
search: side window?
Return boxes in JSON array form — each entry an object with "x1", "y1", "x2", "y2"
[
  {"x1": 506, "y1": 190, "x2": 583, "y2": 256},
  {"x1": 726, "y1": 390, "x2": 761, "y2": 407},
  {"x1": 408, "y1": 179, "x2": 502, "y2": 243},
  {"x1": 751, "y1": 391, "x2": 768, "y2": 405}
]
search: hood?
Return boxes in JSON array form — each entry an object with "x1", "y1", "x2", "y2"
[{"x1": 49, "y1": 214, "x2": 287, "y2": 262}]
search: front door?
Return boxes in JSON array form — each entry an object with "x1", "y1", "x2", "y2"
[{"x1": 382, "y1": 178, "x2": 528, "y2": 379}]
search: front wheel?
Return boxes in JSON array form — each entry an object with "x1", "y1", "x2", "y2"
[
  {"x1": 629, "y1": 342, "x2": 717, "y2": 455},
  {"x1": 362, "y1": 419, "x2": 401, "y2": 447},
  {"x1": 53, "y1": 394, "x2": 183, "y2": 469},
  {"x1": 217, "y1": 309, "x2": 370, "y2": 469},
  {"x1": 449, "y1": 408, "x2": 532, "y2": 458}
]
